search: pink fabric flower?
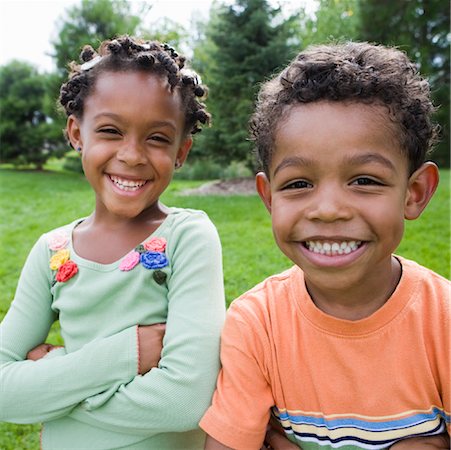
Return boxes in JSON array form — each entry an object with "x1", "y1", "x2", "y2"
[
  {"x1": 143, "y1": 237, "x2": 167, "y2": 253},
  {"x1": 48, "y1": 231, "x2": 69, "y2": 251},
  {"x1": 56, "y1": 260, "x2": 78, "y2": 282},
  {"x1": 119, "y1": 251, "x2": 140, "y2": 271}
]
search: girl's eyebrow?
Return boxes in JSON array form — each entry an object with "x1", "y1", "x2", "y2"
[{"x1": 93, "y1": 112, "x2": 177, "y2": 130}]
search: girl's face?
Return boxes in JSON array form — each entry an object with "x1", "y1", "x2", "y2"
[{"x1": 67, "y1": 71, "x2": 192, "y2": 221}]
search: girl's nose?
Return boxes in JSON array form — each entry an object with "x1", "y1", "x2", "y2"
[
  {"x1": 116, "y1": 140, "x2": 147, "y2": 166},
  {"x1": 305, "y1": 185, "x2": 353, "y2": 222}
]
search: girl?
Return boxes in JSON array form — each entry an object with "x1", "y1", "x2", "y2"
[{"x1": 0, "y1": 35, "x2": 226, "y2": 449}]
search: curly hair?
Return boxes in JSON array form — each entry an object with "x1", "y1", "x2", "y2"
[
  {"x1": 59, "y1": 35, "x2": 210, "y2": 138},
  {"x1": 250, "y1": 42, "x2": 439, "y2": 176}
]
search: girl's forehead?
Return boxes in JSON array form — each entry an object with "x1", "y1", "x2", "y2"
[
  {"x1": 83, "y1": 70, "x2": 185, "y2": 127},
  {"x1": 92, "y1": 70, "x2": 172, "y2": 95}
]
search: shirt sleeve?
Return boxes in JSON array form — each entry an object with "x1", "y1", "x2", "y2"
[
  {"x1": 0, "y1": 236, "x2": 138, "y2": 424},
  {"x1": 199, "y1": 298, "x2": 275, "y2": 450},
  {"x1": 69, "y1": 212, "x2": 226, "y2": 435}
]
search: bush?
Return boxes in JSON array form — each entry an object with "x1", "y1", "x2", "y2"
[
  {"x1": 175, "y1": 159, "x2": 252, "y2": 180},
  {"x1": 62, "y1": 151, "x2": 84, "y2": 173}
]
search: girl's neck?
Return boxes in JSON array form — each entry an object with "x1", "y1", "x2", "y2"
[
  {"x1": 306, "y1": 256, "x2": 402, "y2": 321},
  {"x1": 72, "y1": 203, "x2": 170, "y2": 264}
]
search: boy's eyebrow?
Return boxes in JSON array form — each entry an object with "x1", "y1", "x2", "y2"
[
  {"x1": 273, "y1": 156, "x2": 313, "y2": 177},
  {"x1": 273, "y1": 153, "x2": 397, "y2": 177},
  {"x1": 344, "y1": 153, "x2": 397, "y2": 171}
]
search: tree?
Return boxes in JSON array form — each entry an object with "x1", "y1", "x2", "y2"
[
  {"x1": 192, "y1": 0, "x2": 300, "y2": 169},
  {"x1": 0, "y1": 61, "x2": 55, "y2": 169},
  {"x1": 51, "y1": 0, "x2": 145, "y2": 75},
  {"x1": 358, "y1": 0, "x2": 450, "y2": 167},
  {"x1": 298, "y1": 0, "x2": 360, "y2": 47}
]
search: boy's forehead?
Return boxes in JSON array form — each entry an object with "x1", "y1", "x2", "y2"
[{"x1": 270, "y1": 101, "x2": 408, "y2": 175}]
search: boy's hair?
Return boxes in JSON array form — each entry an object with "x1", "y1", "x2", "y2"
[
  {"x1": 250, "y1": 41, "x2": 439, "y2": 176},
  {"x1": 59, "y1": 35, "x2": 210, "y2": 137}
]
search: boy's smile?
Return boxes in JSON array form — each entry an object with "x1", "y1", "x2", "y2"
[{"x1": 257, "y1": 101, "x2": 418, "y2": 318}]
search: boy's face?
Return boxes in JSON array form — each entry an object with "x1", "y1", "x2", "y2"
[{"x1": 256, "y1": 101, "x2": 436, "y2": 303}]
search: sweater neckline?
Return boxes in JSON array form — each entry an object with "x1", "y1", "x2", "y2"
[
  {"x1": 291, "y1": 257, "x2": 420, "y2": 337},
  {"x1": 66, "y1": 210, "x2": 176, "y2": 271}
]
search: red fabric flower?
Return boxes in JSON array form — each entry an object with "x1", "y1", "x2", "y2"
[
  {"x1": 56, "y1": 260, "x2": 78, "y2": 282},
  {"x1": 143, "y1": 237, "x2": 167, "y2": 253}
]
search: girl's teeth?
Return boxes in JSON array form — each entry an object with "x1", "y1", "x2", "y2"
[
  {"x1": 110, "y1": 175, "x2": 146, "y2": 191},
  {"x1": 306, "y1": 240, "x2": 362, "y2": 256}
]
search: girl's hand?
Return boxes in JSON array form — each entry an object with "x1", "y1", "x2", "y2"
[
  {"x1": 262, "y1": 420, "x2": 301, "y2": 450},
  {"x1": 390, "y1": 433, "x2": 450, "y2": 449},
  {"x1": 27, "y1": 343, "x2": 62, "y2": 361},
  {"x1": 137, "y1": 323, "x2": 166, "y2": 375}
]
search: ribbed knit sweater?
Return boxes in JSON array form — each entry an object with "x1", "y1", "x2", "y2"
[{"x1": 0, "y1": 208, "x2": 226, "y2": 449}]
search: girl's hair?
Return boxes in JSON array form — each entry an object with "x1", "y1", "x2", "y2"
[
  {"x1": 250, "y1": 42, "x2": 439, "y2": 176},
  {"x1": 59, "y1": 35, "x2": 210, "y2": 137}
]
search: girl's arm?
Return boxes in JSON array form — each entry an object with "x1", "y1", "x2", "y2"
[
  {"x1": 0, "y1": 236, "x2": 139, "y2": 423},
  {"x1": 68, "y1": 212, "x2": 226, "y2": 435}
]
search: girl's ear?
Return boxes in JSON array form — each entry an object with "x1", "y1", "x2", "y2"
[
  {"x1": 175, "y1": 137, "x2": 193, "y2": 168},
  {"x1": 256, "y1": 172, "x2": 272, "y2": 213},
  {"x1": 404, "y1": 162, "x2": 439, "y2": 220},
  {"x1": 66, "y1": 115, "x2": 82, "y2": 150}
]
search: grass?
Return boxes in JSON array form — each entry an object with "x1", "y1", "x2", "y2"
[{"x1": 0, "y1": 168, "x2": 449, "y2": 448}]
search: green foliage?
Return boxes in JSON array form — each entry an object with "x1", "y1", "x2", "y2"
[
  {"x1": 0, "y1": 61, "x2": 58, "y2": 169},
  {"x1": 0, "y1": 169, "x2": 449, "y2": 446},
  {"x1": 192, "y1": 0, "x2": 300, "y2": 168},
  {"x1": 357, "y1": 0, "x2": 450, "y2": 168},
  {"x1": 51, "y1": 0, "x2": 144, "y2": 74},
  {"x1": 298, "y1": 0, "x2": 360, "y2": 47},
  {"x1": 62, "y1": 150, "x2": 84, "y2": 173},
  {"x1": 174, "y1": 159, "x2": 252, "y2": 180}
]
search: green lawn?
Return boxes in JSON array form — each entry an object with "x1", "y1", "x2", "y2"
[{"x1": 0, "y1": 168, "x2": 449, "y2": 448}]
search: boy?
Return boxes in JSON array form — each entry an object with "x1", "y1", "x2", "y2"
[{"x1": 199, "y1": 42, "x2": 450, "y2": 449}]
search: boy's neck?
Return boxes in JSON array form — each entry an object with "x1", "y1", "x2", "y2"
[{"x1": 305, "y1": 257, "x2": 402, "y2": 321}]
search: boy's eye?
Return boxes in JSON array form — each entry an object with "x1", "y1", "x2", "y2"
[
  {"x1": 283, "y1": 180, "x2": 312, "y2": 190},
  {"x1": 352, "y1": 177, "x2": 383, "y2": 186}
]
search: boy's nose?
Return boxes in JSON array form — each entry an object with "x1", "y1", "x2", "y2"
[
  {"x1": 305, "y1": 185, "x2": 353, "y2": 222},
  {"x1": 117, "y1": 140, "x2": 147, "y2": 166}
]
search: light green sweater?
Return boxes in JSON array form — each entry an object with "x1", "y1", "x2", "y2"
[{"x1": 0, "y1": 208, "x2": 226, "y2": 449}]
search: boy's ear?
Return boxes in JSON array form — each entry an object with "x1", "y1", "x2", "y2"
[
  {"x1": 66, "y1": 115, "x2": 82, "y2": 150},
  {"x1": 176, "y1": 137, "x2": 193, "y2": 167},
  {"x1": 404, "y1": 162, "x2": 439, "y2": 220},
  {"x1": 256, "y1": 172, "x2": 272, "y2": 213}
]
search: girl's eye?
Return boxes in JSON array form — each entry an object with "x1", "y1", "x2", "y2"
[
  {"x1": 98, "y1": 128, "x2": 119, "y2": 135},
  {"x1": 149, "y1": 135, "x2": 171, "y2": 144},
  {"x1": 283, "y1": 180, "x2": 312, "y2": 190},
  {"x1": 352, "y1": 177, "x2": 383, "y2": 186}
]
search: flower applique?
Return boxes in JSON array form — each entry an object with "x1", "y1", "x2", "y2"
[
  {"x1": 47, "y1": 231, "x2": 78, "y2": 283},
  {"x1": 120, "y1": 237, "x2": 168, "y2": 284}
]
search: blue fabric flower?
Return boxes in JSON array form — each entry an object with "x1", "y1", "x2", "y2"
[{"x1": 140, "y1": 251, "x2": 168, "y2": 270}]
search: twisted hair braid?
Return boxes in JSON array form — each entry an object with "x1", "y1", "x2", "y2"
[{"x1": 59, "y1": 35, "x2": 209, "y2": 136}]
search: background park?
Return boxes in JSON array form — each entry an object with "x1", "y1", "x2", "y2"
[{"x1": 0, "y1": 0, "x2": 449, "y2": 448}]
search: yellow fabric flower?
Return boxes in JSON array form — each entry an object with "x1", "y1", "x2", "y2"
[{"x1": 49, "y1": 249, "x2": 70, "y2": 271}]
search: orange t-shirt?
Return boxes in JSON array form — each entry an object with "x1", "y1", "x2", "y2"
[{"x1": 200, "y1": 257, "x2": 450, "y2": 449}]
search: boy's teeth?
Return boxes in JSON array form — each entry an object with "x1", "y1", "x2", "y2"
[
  {"x1": 110, "y1": 175, "x2": 146, "y2": 191},
  {"x1": 306, "y1": 240, "x2": 361, "y2": 255}
]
